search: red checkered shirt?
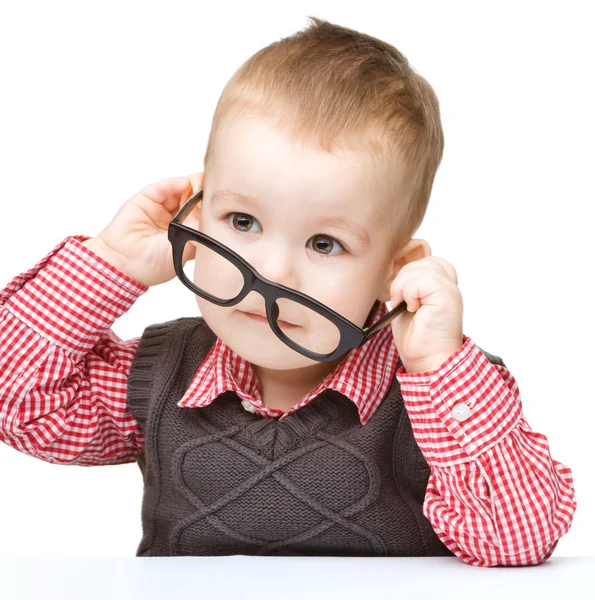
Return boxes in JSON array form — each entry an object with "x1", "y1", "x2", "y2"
[{"x1": 0, "y1": 235, "x2": 576, "y2": 566}]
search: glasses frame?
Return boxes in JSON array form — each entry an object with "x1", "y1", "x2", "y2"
[{"x1": 168, "y1": 188, "x2": 407, "y2": 362}]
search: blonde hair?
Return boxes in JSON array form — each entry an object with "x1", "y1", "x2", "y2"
[{"x1": 202, "y1": 16, "x2": 444, "y2": 256}]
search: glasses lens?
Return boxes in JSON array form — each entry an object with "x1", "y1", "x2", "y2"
[
  {"x1": 271, "y1": 297, "x2": 342, "y2": 356},
  {"x1": 180, "y1": 237, "x2": 343, "y2": 357},
  {"x1": 181, "y1": 239, "x2": 244, "y2": 301}
]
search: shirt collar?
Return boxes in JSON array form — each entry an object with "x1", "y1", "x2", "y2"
[{"x1": 177, "y1": 301, "x2": 399, "y2": 425}]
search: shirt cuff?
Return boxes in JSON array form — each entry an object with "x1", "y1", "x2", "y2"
[
  {"x1": 396, "y1": 335, "x2": 522, "y2": 465},
  {"x1": 1, "y1": 235, "x2": 149, "y2": 356}
]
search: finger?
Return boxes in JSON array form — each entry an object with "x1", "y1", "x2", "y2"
[
  {"x1": 391, "y1": 271, "x2": 440, "y2": 312},
  {"x1": 402, "y1": 281, "x2": 422, "y2": 312},
  {"x1": 395, "y1": 256, "x2": 438, "y2": 280},
  {"x1": 390, "y1": 279, "x2": 421, "y2": 313},
  {"x1": 428, "y1": 256, "x2": 458, "y2": 284},
  {"x1": 390, "y1": 271, "x2": 419, "y2": 312},
  {"x1": 139, "y1": 176, "x2": 196, "y2": 214},
  {"x1": 390, "y1": 266, "x2": 434, "y2": 303},
  {"x1": 397, "y1": 256, "x2": 458, "y2": 287}
]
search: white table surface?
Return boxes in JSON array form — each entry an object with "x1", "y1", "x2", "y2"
[{"x1": 1, "y1": 555, "x2": 593, "y2": 600}]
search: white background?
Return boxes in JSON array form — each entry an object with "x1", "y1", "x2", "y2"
[{"x1": 0, "y1": 0, "x2": 593, "y2": 558}]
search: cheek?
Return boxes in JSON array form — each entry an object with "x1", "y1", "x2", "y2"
[
  {"x1": 321, "y1": 292, "x2": 375, "y2": 328},
  {"x1": 195, "y1": 296, "x2": 220, "y2": 326},
  {"x1": 192, "y1": 244, "x2": 245, "y2": 301},
  {"x1": 307, "y1": 266, "x2": 378, "y2": 329}
]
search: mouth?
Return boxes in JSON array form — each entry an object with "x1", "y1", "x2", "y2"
[{"x1": 241, "y1": 311, "x2": 299, "y2": 329}]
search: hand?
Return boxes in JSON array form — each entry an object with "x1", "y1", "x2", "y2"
[
  {"x1": 389, "y1": 256, "x2": 464, "y2": 374},
  {"x1": 82, "y1": 173, "x2": 203, "y2": 287}
]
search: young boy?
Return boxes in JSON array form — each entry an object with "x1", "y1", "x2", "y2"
[{"x1": 0, "y1": 17, "x2": 576, "y2": 566}]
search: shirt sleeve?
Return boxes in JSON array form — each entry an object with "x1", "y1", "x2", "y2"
[
  {"x1": 395, "y1": 335, "x2": 577, "y2": 567},
  {"x1": 0, "y1": 234, "x2": 150, "y2": 465}
]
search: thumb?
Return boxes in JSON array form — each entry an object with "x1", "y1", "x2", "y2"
[{"x1": 139, "y1": 174, "x2": 202, "y2": 215}]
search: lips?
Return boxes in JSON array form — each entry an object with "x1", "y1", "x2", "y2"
[
  {"x1": 245, "y1": 310, "x2": 267, "y2": 319},
  {"x1": 241, "y1": 310, "x2": 298, "y2": 328}
]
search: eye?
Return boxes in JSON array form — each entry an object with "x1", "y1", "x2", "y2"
[
  {"x1": 225, "y1": 212, "x2": 262, "y2": 233},
  {"x1": 223, "y1": 212, "x2": 346, "y2": 256},
  {"x1": 308, "y1": 234, "x2": 345, "y2": 256}
]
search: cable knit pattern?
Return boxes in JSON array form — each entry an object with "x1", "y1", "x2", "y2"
[{"x1": 127, "y1": 316, "x2": 454, "y2": 557}]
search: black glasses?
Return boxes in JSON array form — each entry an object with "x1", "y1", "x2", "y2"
[{"x1": 168, "y1": 188, "x2": 407, "y2": 362}]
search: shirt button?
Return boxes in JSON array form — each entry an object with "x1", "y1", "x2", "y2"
[
  {"x1": 240, "y1": 399, "x2": 257, "y2": 413},
  {"x1": 451, "y1": 402, "x2": 471, "y2": 422}
]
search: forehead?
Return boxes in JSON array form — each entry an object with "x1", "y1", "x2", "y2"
[{"x1": 207, "y1": 117, "x2": 392, "y2": 223}]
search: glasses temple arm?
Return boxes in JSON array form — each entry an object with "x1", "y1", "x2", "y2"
[{"x1": 172, "y1": 189, "x2": 203, "y2": 224}]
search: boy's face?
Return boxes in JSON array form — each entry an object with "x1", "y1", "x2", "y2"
[{"x1": 190, "y1": 116, "x2": 410, "y2": 373}]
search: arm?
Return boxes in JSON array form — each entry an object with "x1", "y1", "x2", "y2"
[
  {"x1": 0, "y1": 235, "x2": 149, "y2": 465},
  {"x1": 396, "y1": 335, "x2": 577, "y2": 567}
]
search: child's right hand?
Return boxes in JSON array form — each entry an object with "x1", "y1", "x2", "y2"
[{"x1": 82, "y1": 173, "x2": 203, "y2": 287}]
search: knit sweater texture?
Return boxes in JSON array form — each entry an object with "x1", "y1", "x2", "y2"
[{"x1": 127, "y1": 316, "x2": 455, "y2": 557}]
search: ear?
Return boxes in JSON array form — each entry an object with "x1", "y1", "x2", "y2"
[{"x1": 376, "y1": 238, "x2": 432, "y2": 303}]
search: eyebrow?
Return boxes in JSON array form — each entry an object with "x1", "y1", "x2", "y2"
[{"x1": 211, "y1": 190, "x2": 371, "y2": 246}]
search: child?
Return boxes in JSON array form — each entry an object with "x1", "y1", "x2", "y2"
[{"x1": 0, "y1": 17, "x2": 576, "y2": 566}]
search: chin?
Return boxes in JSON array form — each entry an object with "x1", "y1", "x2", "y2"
[
  {"x1": 229, "y1": 331, "x2": 320, "y2": 370},
  {"x1": 237, "y1": 344, "x2": 318, "y2": 370}
]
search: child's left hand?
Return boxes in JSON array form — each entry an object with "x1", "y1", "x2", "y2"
[{"x1": 389, "y1": 256, "x2": 464, "y2": 374}]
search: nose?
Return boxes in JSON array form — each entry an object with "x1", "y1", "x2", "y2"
[{"x1": 251, "y1": 246, "x2": 299, "y2": 291}]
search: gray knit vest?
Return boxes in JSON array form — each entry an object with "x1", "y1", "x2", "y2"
[{"x1": 127, "y1": 316, "x2": 461, "y2": 557}]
